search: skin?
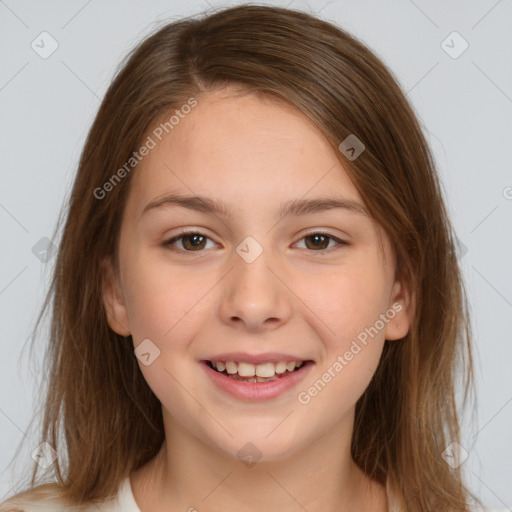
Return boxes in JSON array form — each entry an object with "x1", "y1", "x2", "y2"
[{"x1": 102, "y1": 86, "x2": 414, "y2": 512}]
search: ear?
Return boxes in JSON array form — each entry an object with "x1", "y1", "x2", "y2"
[
  {"x1": 384, "y1": 277, "x2": 415, "y2": 341},
  {"x1": 100, "y1": 257, "x2": 131, "y2": 336}
]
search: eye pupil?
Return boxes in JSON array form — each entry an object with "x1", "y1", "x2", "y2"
[
  {"x1": 305, "y1": 234, "x2": 329, "y2": 250},
  {"x1": 183, "y1": 234, "x2": 206, "y2": 250}
]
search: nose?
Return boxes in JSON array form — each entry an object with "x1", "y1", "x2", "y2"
[{"x1": 218, "y1": 247, "x2": 292, "y2": 333}]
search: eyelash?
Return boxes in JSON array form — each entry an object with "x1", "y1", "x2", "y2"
[{"x1": 162, "y1": 230, "x2": 348, "y2": 254}]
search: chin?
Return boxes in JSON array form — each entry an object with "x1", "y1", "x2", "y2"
[{"x1": 207, "y1": 428, "x2": 305, "y2": 465}]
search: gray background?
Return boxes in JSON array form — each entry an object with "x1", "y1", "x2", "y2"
[{"x1": 1, "y1": 0, "x2": 511, "y2": 508}]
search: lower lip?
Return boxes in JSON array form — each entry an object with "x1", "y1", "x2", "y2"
[{"x1": 201, "y1": 361, "x2": 314, "y2": 401}]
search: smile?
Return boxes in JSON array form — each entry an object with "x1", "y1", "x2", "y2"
[
  {"x1": 201, "y1": 359, "x2": 314, "y2": 401},
  {"x1": 207, "y1": 360, "x2": 305, "y2": 382}
]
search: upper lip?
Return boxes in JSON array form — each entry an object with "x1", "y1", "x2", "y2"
[{"x1": 203, "y1": 352, "x2": 312, "y2": 364}]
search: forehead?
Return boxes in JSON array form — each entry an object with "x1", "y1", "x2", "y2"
[{"x1": 128, "y1": 87, "x2": 364, "y2": 213}]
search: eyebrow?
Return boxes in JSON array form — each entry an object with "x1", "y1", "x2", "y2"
[{"x1": 141, "y1": 193, "x2": 369, "y2": 219}]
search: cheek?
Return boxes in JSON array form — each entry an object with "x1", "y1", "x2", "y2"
[
  {"x1": 297, "y1": 257, "x2": 392, "y2": 346},
  {"x1": 296, "y1": 264, "x2": 390, "y2": 415},
  {"x1": 121, "y1": 248, "x2": 220, "y2": 352},
  {"x1": 120, "y1": 254, "x2": 206, "y2": 419},
  {"x1": 120, "y1": 245, "x2": 183, "y2": 339},
  {"x1": 124, "y1": 275, "x2": 174, "y2": 343}
]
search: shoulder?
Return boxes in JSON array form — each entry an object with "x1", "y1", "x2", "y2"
[
  {"x1": 0, "y1": 483, "x2": 123, "y2": 512},
  {"x1": 0, "y1": 485, "x2": 64, "y2": 511},
  {"x1": 0, "y1": 490, "x2": 91, "y2": 512},
  {"x1": 0, "y1": 483, "x2": 64, "y2": 512}
]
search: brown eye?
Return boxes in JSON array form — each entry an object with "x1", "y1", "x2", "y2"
[
  {"x1": 164, "y1": 232, "x2": 215, "y2": 252},
  {"x1": 304, "y1": 234, "x2": 329, "y2": 250},
  {"x1": 297, "y1": 233, "x2": 347, "y2": 252},
  {"x1": 181, "y1": 234, "x2": 207, "y2": 250}
]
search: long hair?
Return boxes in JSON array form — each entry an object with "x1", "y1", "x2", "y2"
[{"x1": 2, "y1": 4, "x2": 480, "y2": 511}]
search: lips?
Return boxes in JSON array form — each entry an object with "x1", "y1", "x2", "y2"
[{"x1": 201, "y1": 355, "x2": 314, "y2": 401}]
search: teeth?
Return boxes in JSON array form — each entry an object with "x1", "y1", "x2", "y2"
[
  {"x1": 275, "y1": 362, "x2": 287, "y2": 374},
  {"x1": 238, "y1": 362, "x2": 256, "y2": 377},
  {"x1": 211, "y1": 360, "x2": 305, "y2": 378},
  {"x1": 225, "y1": 361, "x2": 238, "y2": 374},
  {"x1": 255, "y1": 362, "x2": 275, "y2": 378}
]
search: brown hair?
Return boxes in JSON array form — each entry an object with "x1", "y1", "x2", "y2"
[{"x1": 2, "y1": 4, "x2": 481, "y2": 511}]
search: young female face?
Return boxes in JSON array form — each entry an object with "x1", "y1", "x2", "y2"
[{"x1": 103, "y1": 86, "x2": 413, "y2": 464}]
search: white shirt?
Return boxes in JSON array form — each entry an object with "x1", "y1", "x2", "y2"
[{"x1": 0, "y1": 475, "x2": 507, "y2": 511}]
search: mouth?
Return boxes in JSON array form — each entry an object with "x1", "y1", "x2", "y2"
[
  {"x1": 200, "y1": 352, "x2": 315, "y2": 401},
  {"x1": 205, "y1": 359, "x2": 310, "y2": 383}
]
